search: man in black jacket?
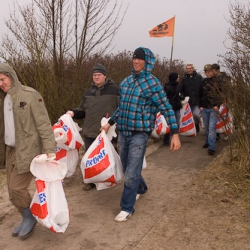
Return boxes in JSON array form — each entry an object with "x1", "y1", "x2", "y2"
[{"x1": 179, "y1": 63, "x2": 203, "y2": 133}]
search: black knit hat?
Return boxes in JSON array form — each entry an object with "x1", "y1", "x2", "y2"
[
  {"x1": 92, "y1": 64, "x2": 106, "y2": 76},
  {"x1": 168, "y1": 72, "x2": 179, "y2": 82},
  {"x1": 133, "y1": 48, "x2": 145, "y2": 61}
]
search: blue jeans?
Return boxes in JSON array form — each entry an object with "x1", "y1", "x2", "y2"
[
  {"x1": 201, "y1": 108, "x2": 218, "y2": 151},
  {"x1": 118, "y1": 132, "x2": 148, "y2": 214},
  {"x1": 191, "y1": 105, "x2": 200, "y2": 125}
]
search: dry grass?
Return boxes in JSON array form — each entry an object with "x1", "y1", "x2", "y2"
[
  {"x1": 0, "y1": 169, "x2": 6, "y2": 189},
  {"x1": 196, "y1": 146, "x2": 250, "y2": 210}
]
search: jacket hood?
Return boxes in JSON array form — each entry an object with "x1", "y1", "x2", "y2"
[
  {"x1": 132, "y1": 47, "x2": 155, "y2": 75},
  {"x1": 0, "y1": 63, "x2": 21, "y2": 94}
]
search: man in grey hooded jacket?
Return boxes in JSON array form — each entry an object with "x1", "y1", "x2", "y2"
[{"x1": 0, "y1": 63, "x2": 56, "y2": 239}]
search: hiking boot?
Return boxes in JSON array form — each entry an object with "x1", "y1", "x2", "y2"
[
  {"x1": 82, "y1": 183, "x2": 95, "y2": 191},
  {"x1": 114, "y1": 211, "x2": 132, "y2": 222},
  {"x1": 208, "y1": 149, "x2": 215, "y2": 155},
  {"x1": 202, "y1": 143, "x2": 209, "y2": 148}
]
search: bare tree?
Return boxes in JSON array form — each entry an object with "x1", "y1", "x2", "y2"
[
  {"x1": 219, "y1": 1, "x2": 250, "y2": 170},
  {"x1": 0, "y1": 0, "x2": 127, "y2": 122},
  {"x1": 75, "y1": 0, "x2": 127, "y2": 66},
  {"x1": 0, "y1": 0, "x2": 127, "y2": 80}
]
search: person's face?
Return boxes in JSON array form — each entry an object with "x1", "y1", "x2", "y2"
[
  {"x1": 204, "y1": 70, "x2": 214, "y2": 78},
  {"x1": 133, "y1": 58, "x2": 145, "y2": 73},
  {"x1": 93, "y1": 73, "x2": 106, "y2": 87},
  {"x1": 0, "y1": 73, "x2": 12, "y2": 92},
  {"x1": 212, "y1": 69, "x2": 220, "y2": 77},
  {"x1": 186, "y1": 65, "x2": 194, "y2": 75}
]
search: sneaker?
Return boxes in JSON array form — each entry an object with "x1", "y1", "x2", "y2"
[
  {"x1": 136, "y1": 194, "x2": 140, "y2": 200},
  {"x1": 202, "y1": 143, "x2": 209, "y2": 148},
  {"x1": 208, "y1": 149, "x2": 215, "y2": 155},
  {"x1": 114, "y1": 211, "x2": 132, "y2": 222}
]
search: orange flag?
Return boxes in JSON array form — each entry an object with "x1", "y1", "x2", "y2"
[{"x1": 149, "y1": 16, "x2": 175, "y2": 38}]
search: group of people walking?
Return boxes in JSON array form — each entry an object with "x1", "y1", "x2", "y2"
[
  {"x1": 164, "y1": 62, "x2": 226, "y2": 155},
  {"x1": 0, "y1": 45, "x2": 226, "y2": 239}
]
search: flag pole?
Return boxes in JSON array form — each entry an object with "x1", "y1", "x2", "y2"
[{"x1": 170, "y1": 15, "x2": 176, "y2": 69}]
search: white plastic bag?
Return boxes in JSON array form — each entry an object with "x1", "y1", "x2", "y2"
[
  {"x1": 56, "y1": 148, "x2": 79, "y2": 178},
  {"x1": 100, "y1": 117, "x2": 117, "y2": 141},
  {"x1": 30, "y1": 179, "x2": 69, "y2": 233},
  {"x1": 53, "y1": 114, "x2": 84, "y2": 177},
  {"x1": 216, "y1": 104, "x2": 233, "y2": 134},
  {"x1": 151, "y1": 112, "x2": 170, "y2": 138},
  {"x1": 52, "y1": 114, "x2": 84, "y2": 150},
  {"x1": 30, "y1": 154, "x2": 67, "y2": 182},
  {"x1": 81, "y1": 131, "x2": 123, "y2": 190},
  {"x1": 179, "y1": 100, "x2": 196, "y2": 137},
  {"x1": 30, "y1": 155, "x2": 69, "y2": 233}
]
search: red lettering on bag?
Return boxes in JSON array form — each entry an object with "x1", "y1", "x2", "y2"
[{"x1": 85, "y1": 135, "x2": 110, "y2": 178}]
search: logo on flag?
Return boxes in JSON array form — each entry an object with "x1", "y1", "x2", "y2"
[{"x1": 149, "y1": 16, "x2": 175, "y2": 38}]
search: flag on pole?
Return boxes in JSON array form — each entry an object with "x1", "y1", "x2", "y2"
[{"x1": 149, "y1": 16, "x2": 175, "y2": 38}]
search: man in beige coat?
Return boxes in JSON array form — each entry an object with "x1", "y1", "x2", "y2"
[{"x1": 0, "y1": 63, "x2": 56, "y2": 239}]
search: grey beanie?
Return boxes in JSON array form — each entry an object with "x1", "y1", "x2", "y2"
[{"x1": 92, "y1": 64, "x2": 106, "y2": 76}]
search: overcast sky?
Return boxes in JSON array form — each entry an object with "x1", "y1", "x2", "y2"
[{"x1": 0, "y1": 0, "x2": 248, "y2": 72}]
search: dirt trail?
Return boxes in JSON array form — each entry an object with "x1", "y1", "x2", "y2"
[{"x1": 0, "y1": 131, "x2": 249, "y2": 250}]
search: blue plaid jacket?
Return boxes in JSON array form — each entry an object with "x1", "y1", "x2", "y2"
[{"x1": 110, "y1": 47, "x2": 178, "y2": 136}]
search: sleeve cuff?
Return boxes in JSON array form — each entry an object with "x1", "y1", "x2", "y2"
[{"x1": 108, "y1": 119, "x2": 116, "y2": 126}]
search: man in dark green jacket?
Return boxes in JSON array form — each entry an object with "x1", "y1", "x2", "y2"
[{"x1": 66, "y1": 63, "x2": 119, "y2": 190}]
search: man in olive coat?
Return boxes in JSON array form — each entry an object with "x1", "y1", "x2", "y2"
[{"x1": 0, "y1": 63, "x2": 56, "y2": 239}]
